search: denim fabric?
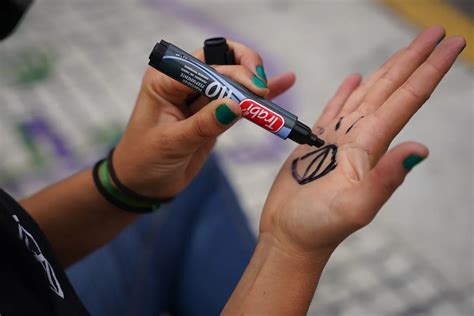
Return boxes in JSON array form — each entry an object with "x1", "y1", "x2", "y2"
[{"x1": 67, "y1": 155, "x2": 256, "y2": 315}]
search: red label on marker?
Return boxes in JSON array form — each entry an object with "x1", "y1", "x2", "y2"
[{"x1": 240, "y1": 99, "x2": 285, "y2": 133}]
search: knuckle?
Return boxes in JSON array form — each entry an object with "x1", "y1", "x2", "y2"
[
  {"x1": 375, "y1": 169, "x2": 404, "y2": 195},
  {"x1": 424, "y1": 59, "x2": 444, "y2": 76},
  {"x1": 192, "y1": 113, "x2": 213, "y2": 139},
  {"x1": 380, "y1": 73, "x2": 398, "y2": 87},
  {"x1": 224, "y1": 65, "x2": 250, "y2": 80},
  {"x1": 242, "y1": 50, "x2": 260, "y2": 63},
  {"x1": 237, "y1": 64, "x2": 251, "y2": 75},
  {"x1": 405, "y1": 46, "x2": 424, "y2": 61},
  {"x1": 401, "y1": 82, "x2": 426, "y2": 101},
  {"x1": 358, "y1": 100, "x2": 372, "y2": 112},
  {"x1": 253, "y1": 52, "x2": 263, "y2": 63},
  {"x1": 382, "y1": 178, "x2": 400, "y2": 194},
  {"x1": 395, "y1": 47, "x2": 408, "y2": 58}
]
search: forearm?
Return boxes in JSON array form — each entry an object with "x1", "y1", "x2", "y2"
[
  {"x1": 222, "y1": 232, "x2": 332, "y2": 316},
  {"x1": 20, "y1": 169, "x2": 140, "y2": 267}
]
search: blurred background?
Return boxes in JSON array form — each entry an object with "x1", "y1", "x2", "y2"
[{"x1": 0, "y1": 0, "x2": 472, "y2": 315}]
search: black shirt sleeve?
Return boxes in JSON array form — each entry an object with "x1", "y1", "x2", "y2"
[{"x1": 0, "y1": 189, "x2": 89, "y2": 316}]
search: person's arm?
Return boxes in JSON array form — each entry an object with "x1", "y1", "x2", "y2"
[
  {"x1": 19, "y1": 94, "x2": 244, "y2": 267},
  {"x1": 222, "y1": 233, "x2": 331, "y2": 315},
  {"x1": 20, "y1": 169, "x2": 138, "y2": 267},
  {"x1": 223, "y1": 26, "x2": 465, "y2": 315},
  {"x1": 19, "y1": 42, "x2": 296, "y2": 267}
]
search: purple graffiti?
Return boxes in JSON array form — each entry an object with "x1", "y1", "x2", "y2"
[{"x1": 20, "y1": 116, "x2": 74, "y2": 163}]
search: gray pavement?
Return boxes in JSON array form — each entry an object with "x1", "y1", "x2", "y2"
[{"x1": 0, "y1": 0, "x2": 472, "y2": 315}]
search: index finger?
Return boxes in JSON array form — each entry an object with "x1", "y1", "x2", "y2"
[
  {"x1": 193, "y1": 39, "x2": 265, "y2": 77},
  {"x1": 375, "y1": 36, "x2": 465, "y2": 141}
]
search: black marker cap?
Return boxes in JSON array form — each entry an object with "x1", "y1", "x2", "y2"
[
  {"x1": 148, "y1": 40, "x2": 169, "y2": 69},
  {"x1": 204, "y1": 37, "x2": 235, "y2": 65}
]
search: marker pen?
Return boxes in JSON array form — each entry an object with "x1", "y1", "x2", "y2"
[{"x1": 148, "y1": 40, "x2": 325, "y2": 147}]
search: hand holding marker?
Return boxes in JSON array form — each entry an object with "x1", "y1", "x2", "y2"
[{"x1": 149, "y1": 40, "x2": 325, "y2": 148}]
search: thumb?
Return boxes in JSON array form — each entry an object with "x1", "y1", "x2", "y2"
[
  {"x1": 171, "y1": 98, "x2": 242, "y2": 150},
  {"x1": 344, "y1": 142, "x2": 429, "y2": 226}
]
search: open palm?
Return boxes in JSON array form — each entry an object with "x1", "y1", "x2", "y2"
[{"x1": 260, "y1": 26, "x2": 465, "y2": 253}]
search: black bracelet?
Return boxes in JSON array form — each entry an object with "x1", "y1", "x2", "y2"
[{"x1": 92, "y1": 159, "x2": 158, "y2": 214}]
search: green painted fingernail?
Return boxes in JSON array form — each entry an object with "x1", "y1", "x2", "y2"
[
  {"x1": 252, "y1": 75, "x2": 267, "y2": 89},
  {"x1": 403, "y1": 155, "x2": 425, "y2": 171},
  {"x1": 256, "y1": 65, "x2": 267, "y2": 82},
  {"x1": 215, "y1": 103, "x2": 237, "y2": 125}
]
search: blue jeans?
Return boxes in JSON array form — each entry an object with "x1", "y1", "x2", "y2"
[{"x1": 67, "y1": 155, "x2": 256, "y2": 315}]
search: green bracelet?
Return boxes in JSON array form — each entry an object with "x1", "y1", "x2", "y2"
[{"x1": 93, "y1": 159, "x2": 160, "y2": 213}]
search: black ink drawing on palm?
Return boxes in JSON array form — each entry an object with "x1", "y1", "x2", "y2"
[
  {"x1": 292, "y1": 116, "x2": 364, "y2": 184},
  {"x1": 292, "y1": 144, "x2": 338, "y2": 185}
]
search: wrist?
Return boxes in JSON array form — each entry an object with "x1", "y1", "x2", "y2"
[
  {"x1": 111, "y1": 143, "x2": 150, "y2": 196},
  {"x1": 113, "y1": 137, "x2": 185, "y2": 198},
  {"x1": 92, "y1": 158, "x2": 162, "y2": 213},
  {"x1": 223, "y1": 232, "x2": 333, "y2": 316},
  {"x1": 258, "y1": 231, "x2": 334, "y2": 271},
  {"x1": 260, "y1": 224, "x2": 338, "y2": 262}
]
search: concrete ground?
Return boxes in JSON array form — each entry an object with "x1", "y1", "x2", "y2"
[{"x1": 0, "y1": 0, "x2": 472, "y2": 315}]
